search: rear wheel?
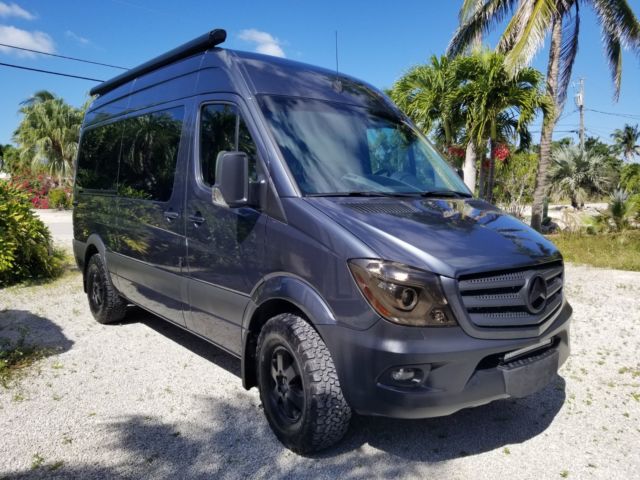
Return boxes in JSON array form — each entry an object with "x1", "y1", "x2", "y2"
[
  {"x1": 256, "y1": 313, "x2": 351, "y2": 453},
  {"x1": 86, "y1": 253, "x2": 127, "y2": 324}
]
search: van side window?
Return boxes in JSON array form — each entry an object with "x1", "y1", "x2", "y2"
[
  {"x1": 76, "y1": 122, "x2": 121, "y2": 192},
  {"x1": 118, "y1": 107, "x2": 184, "y2": 201},
  {"x1": 200, "y1": 104, "x2": 257, "y2": 186}
]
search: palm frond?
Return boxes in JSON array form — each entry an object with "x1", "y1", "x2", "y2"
[
  {"x1": 503, "y1": 0, "x2": 558, "y2": 73},
  {"x1": 592, "y1": 0, "x2": 640, "y2": 99},
  {"x1": 448, "y1": 0, "x2": 519, "y2": 57},
  {"x1": 557, "y1": 1, "x2": 580, "y2": 107}
]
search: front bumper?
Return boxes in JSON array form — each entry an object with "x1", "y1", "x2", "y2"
[{"x1": 317, "y1": 301, "x2": 571, "y2": 419}]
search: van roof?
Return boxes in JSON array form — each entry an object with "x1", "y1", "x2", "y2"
[{"x1": 87, "y1": 29, "x2": 393, "y2": 124}]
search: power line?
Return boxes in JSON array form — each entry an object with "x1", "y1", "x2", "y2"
[
  {"x1": 0, "y1": 62, "x2": 103, "y2": 82},
  {"x1": 585, "y1": 108, "x2": 640, "y2": 120},
  {"x1": 0, "y1": 42, "x2": 128, "y2": 70}
]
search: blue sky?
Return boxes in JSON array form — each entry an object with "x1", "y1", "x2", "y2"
[{"x1": 1, "y1": 0, "x2": 640, "y2": 145}]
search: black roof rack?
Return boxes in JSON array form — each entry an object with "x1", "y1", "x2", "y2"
[{"x1": 89, "y1": 28, "x2": 226, "y2": 97}]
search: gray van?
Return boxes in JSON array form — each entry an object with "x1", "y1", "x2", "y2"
[{"x1": 73, "y1": 29, "x2": 571, "y2": 453}]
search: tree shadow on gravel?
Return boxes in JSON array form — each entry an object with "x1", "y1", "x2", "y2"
[
  {"x1": 4, "y1": 308, "x2": 566, "y2": 479},
  {"x1": 0, "y1": 309, "x2": 73, "y2": 354},
  {"x1": 3, "y1": 378, "x2": 565, "y2": 479}
]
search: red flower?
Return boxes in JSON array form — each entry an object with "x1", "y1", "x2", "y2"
[{"x1": 494, "y1": 144, "x2": 510, "y2": 162}]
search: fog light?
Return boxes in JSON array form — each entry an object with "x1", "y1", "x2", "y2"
[{"x1": 391, "y1": 368, "x2": 418, "y2": 382}]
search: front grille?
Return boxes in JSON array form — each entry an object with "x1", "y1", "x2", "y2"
[{"x1": 457, "y1": 261, "x2": 563, "y2": 328}]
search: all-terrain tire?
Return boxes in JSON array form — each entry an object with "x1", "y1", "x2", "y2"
[
  {"x1": 256, "y1": 313, "x2": 351, "y2": 453},
  {"x1": 85, "y1": 253, "x2": 127, "y2": 324}
]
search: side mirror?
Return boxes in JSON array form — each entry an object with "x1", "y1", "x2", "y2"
[{"x1": 212, "y1": 151, "x2": 249, "y2": 208}]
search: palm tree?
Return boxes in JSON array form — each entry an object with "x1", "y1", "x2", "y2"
[
  {"x1": 611, "y1": 124, "x2": 640, "y2": 162},
  {"x1": 390, "y1": 55, "x2": 464, "y2": 149},
  {"x1": 448, "y1": 0, "x2": 640, "y2": 231},
  {"x1": 456, "y1": 50, "x2": 551, "y2": 201},
  {"x1": 13, "y1": 92, "x2": 85, "y2": 184},
  {"x1": 547, "y1": 146, "x2": 613, "y2": 208}
]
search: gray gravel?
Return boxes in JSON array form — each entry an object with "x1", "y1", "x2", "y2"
[{"x1": 0, "y1": 213, "x2": 639, "y2": 479}]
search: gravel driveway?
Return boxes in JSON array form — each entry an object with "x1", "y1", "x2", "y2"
[{"x1": 0, "y1": 212, "x2": 639, "y2": 479}]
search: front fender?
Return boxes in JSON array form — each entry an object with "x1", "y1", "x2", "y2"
[
  {"x1": 240, "y1": 273, "x2": 338, "y2": 390},
  {"x1": 243, "y1": 273, "x2": 337, "y2": 331}
]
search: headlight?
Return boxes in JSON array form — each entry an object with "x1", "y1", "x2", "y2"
[{"x1": 348, "y1": 259, "x2": 457, "y2": 327}]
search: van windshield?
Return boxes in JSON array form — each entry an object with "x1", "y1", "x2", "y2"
[{"x1": 259, "y1": 95, "x2": 470, "y2": 197}]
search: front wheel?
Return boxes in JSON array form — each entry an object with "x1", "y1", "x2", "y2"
[{"x1": 256, "y1": 314, "x2": 351, "y2": 453}]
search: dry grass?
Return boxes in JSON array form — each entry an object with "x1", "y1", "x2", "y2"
[{"x1": 548, "y1": 231, "x2": 640, "y2": 271}]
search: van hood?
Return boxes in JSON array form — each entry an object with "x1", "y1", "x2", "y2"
[{"x1": 304, "y1": 197, "x2": 561, "y2": 278}]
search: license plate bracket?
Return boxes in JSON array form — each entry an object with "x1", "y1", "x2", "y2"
[{"x1": 500, "y1": 348, "x2": 559, "y2": 398}]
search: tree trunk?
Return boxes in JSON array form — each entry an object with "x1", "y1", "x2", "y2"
[
  {"x1": 531, "y1": 15, "x2": 563, "y2": 232},
  {"x1": 463, "y1": 141, "x2": 478, "y2": 193},
  {"x1": 478, "y1": 157, "x2": 487, "y2": 199},
  {"x1": 486, "y1": 120, "x2": 498, "y2": 203}
]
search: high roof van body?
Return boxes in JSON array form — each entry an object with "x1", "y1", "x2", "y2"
[{"x1": 73, "y1": 30, "x2": 571, "y2": 453}]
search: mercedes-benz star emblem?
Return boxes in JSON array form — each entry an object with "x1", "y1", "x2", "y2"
[{"x1": 526, "y1": 275, "x2": 548, "y2": 314}]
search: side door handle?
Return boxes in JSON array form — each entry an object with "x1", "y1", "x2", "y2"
[
  {"x1": 164, "y1": 211, "x2": 180, "y2": 222},
  {"x1": 188, "y1": 212, "x2": 206, "y2": 226}
]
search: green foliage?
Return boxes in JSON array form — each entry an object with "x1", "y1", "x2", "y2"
[
  {"x1": 589, "y1": 189, "x2": 639, "y2": 232},
  {"x1": 13, "y1": 90, "x2": 86, "y2": 184},
  {"x1": 621, "y1": 163, "x2": 640, "y2": 194},
  {"x1": 389, "y1": 55, "x2": 465, "y2": 151},
  {"x1": 0, "y1": 181, "x2": 65, "y2": 286},
  {"x1": 47, "y1": 187, "x2": 72, "y2": 210},
  {"x1": 0, "y1": 144, "x2": 21, "y2": 174},
  {"x1": 493, "y1": 151, "x2": 538, "y2": 217},
  {"x1": 549, "y1": 230, "x2": 640, "y2": 271},
  {"x1": 547, "y1": 146, "x2": 614, "y2": 208}
]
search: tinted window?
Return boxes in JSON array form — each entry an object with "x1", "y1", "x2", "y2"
[
  {"x1": 118, "y1": 107, "x2": 184, "y2": 201},
  {"x1": 76, "y1": 122, "x2": 121, "y2": 191},
  {"x1": 200, "y1": 104, "x2": 258, "y2": 186}
]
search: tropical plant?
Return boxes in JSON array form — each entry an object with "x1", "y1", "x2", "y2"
[
  {"x1": 493, "y1": 150, "x2": 538, "y2": 218},
  {"x1": 13, "y1": 91, "x2": 85, "y2": 185},
  {"x1": 390, "y1": 55, "x2": 465, "y2": 150},
  {"x1": 455, "y1": 50, "x2": 550, "y2": 201},
  {"x1": 591, "y1": 189, "x2": 639, "y2": 232},
  {"x1": 611, "y1": 124, "x2": 640, "y2": 163},
  {"x1": 547, "y1": 146, "x2": 613, "y2": 208},
  {"x1": 390, "y1": 51, "x2": 546, "y2": 196},
  {"x1": 0, "y1": 144, "x2": 22, "y2": 175},
  {"x1": 48, "y1": 187, "x2": 73, "y2": 210},
  {"x1": 0, "y1": 181, "x2": 65, "y2": 286},
  {"x1": 448, "y1": 0, "x2": 640, "y2": 231},
  {"x1": 620, "y1": 163, "x2": 640, "y2": 193}
]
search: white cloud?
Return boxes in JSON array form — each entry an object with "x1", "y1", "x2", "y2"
[
  {"x1": 65, "y1": 30, "x2": 89, "y2": 45},
  {"x1": 0, "y1": 25, "x2": 54, "y2": 56},
  {"x1": 238, "y1": 29, "x2": 285, "y2": 58},
  {"x1": 0, "y1": 2, "x2": 34, "y2": 20}
]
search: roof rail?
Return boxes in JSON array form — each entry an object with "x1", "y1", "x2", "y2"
[{"x1": 89, "y1": 29, "x2": 226, "y2": 96}]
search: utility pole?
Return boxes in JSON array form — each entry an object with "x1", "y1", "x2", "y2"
[{"x1": 575, "y1": 78, "x2": 585, "y2": 150}]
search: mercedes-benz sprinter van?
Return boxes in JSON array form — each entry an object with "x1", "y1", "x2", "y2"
[{"x1": 73, "y1": 29, "x2": 571, "y2": 453}]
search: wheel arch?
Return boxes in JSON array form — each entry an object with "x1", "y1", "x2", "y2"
[
  {"x1": 81, "y1": 234, "x2": 109, "y2": 292},
  {"x1": 241, "y1": 274, "x2": 337, "y2": 390}
]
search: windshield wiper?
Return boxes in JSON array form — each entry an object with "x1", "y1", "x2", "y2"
[
  {"x1": 419, "y1": 190, "x2": 472, "y2": 198},
  {"x1": 306, "y1": 191, "x2": 419, "y2": 198}
]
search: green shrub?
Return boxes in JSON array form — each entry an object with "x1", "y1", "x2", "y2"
[
  {"x1": 47, "y1": 187, "x2": 72, "y2": 210},
  {"x1": 0, "y1": 181, "x2": 65, "y2": 287}
]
